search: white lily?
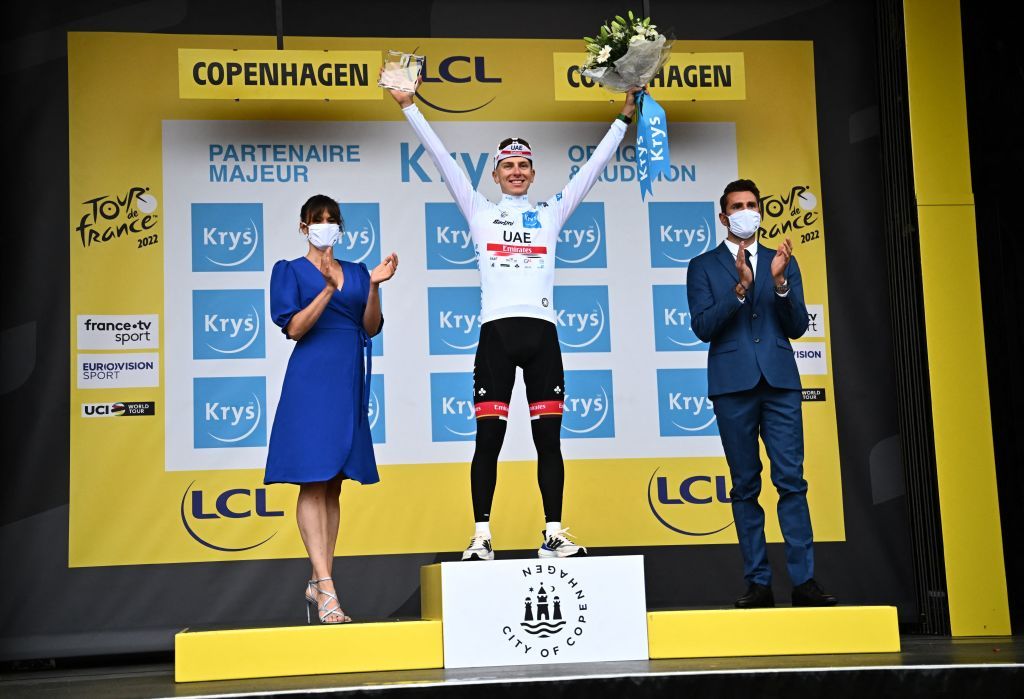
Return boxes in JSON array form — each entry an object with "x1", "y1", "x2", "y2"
[{"x1": 597, "y1": 45, "x2": 612, "y2": 63}]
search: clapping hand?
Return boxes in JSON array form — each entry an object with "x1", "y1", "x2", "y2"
[
  {"x1": 371, "y1": 252, "x2": 399, "y2": 284},
  {"x1": 771, "y1": 237, "x2": 793, "y2": 285},
  {"x1": 735, "y1": 239, "x2": 754, "y2": 292},
  {"x1": 318, "y1": 246, "x2": 338, "y2": 289}
]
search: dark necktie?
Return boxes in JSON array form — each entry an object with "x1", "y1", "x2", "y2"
[{"x1": 744, "y1": 249, "x2": 754, "y2": 292}]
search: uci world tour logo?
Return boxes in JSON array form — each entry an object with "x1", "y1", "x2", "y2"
[
  {"x1": 648, "y1": 201, "x2": 717, "y2": 267},
  {"x1": 652, "y1": 285, "x2": 706, "y2": 351},
  {"x1": 554, "y1": 286, "x2": 610, "y2": 353},
  {"x1": 191, "y1": 202, "x2": 264, "y2": 271},
  {"x1": 426, "y1": 202, "x2": 475, "y2": 268},
  {"x1": 336, "y1": 202, "x2": 381, "y2": 266},
  {"x1": 192, "y1": 289, "x2": 265, "y2": 359},
  {"x1": 430, "y1": 372, "x2": 475, "y2": 442},
  {"x1": 562, "y1": 370, "x2": 615, "y2": 439},
  {"x1": 428, "y1": 286, "x2": 481, "y2": 354},
  {"x1": 503, "y1": 562, "x2": 588, "y2": 659},
  {"x1": 180, "y1": 480, "x2": 284, "y2": 552},
  {"x1": 193, "y1": 376, "x2": 267, "y2": 449},
  {"x1": 656, "y1": 369, "x2": 717, "y2": 437},
  {"x1": 556, "y1": 202, "x2": 606, "y2": 268}
]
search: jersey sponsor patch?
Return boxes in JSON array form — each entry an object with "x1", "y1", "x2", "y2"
[
  {"x1": 486, "y1": 242, "x2": 548, "y2": 256},
  {"x1": 522, "y1": 210, "x2": 541, "y2": 228},
  {"x1": 529, "y1": 400, "x2": 564, "y2": 418},
  {"x1": 475, "y1": 401, "x2": 510, "y2": 419}
]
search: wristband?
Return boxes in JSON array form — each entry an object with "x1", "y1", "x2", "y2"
[{"x1": 616, "y1": 113, "x2": 633, "y2": 125}]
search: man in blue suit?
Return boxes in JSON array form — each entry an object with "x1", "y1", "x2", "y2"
[{"x1": 686, "y1": 179, "x2": 836, "y2": 608}]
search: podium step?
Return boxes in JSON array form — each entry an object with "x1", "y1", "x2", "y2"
[
  {"x1": 647, "y1": 606, "x2": 900, "y2": 659},
  {"x1": 422, "y1": 556, "x2": 649, "y2": 669},
  {"x1": 174, "y1": 619, "x2": 442, "y2": 682}
]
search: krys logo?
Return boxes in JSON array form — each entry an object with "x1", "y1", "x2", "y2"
[
  {"x1": 368, "y1": 374, "x2": 386, "y2": 444},
  {"x1": 562, "y1": 370, "x2": 615, "y2": 439},
  {"x1": 502, "y1": 562, "x2": 588, "y2": 659},
  {"x1": 647, "y1": 467, "x2": 734, "y2": 536},
  {"x1": 652, "y1": 285, "x2": 706, "y2": 351},
  {"x1": 75, "y1": 186, "x2": 158, "y2": 249},
  {"x1": 336, "y1": 202, "x2": 381, "y2": 266},
  {"x1": 759, "y1": 185, "x2": 820, "y2": 242},
  {"x1": 416, "y1": 54, "x2": 502, "y2": 113},
  {"x1": 556, "y1": 202, "x2": 606, "y2": 268},
  {"x1": 553, "y1": 286, "x2": 610, "y2": 353},
  {"x1": 192, "y1": 289, "x2": 265, "y2": 359},
  {"x1": 180, "y1": 480, "x2": 284, "y2": 552},
  {"x1": 193, "y1": 376, "x2": 267, "y2": 449},
  {"x1": 426, "y1": 202, "x2": 475, "y2": 268},
  {"x1": 430, "y1": 372, "x2": 475, "y2": 442},
  {"x1": 656, "y1": 369, "x2": 718, "y2": 437},
  {"x1": 428, "y1": 286, "x2": 481, "y2": 354},
  {"x1": 191, "y1": 202, "x2": 264, "y2": 272},
  {"x1": 648, "y1": 201, "x2": 717, "y2": 267}
]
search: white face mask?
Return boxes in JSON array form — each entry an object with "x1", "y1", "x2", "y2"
[
  {"x1": 727, "y1": 209, "x2": 761, "y2": 240},
  {"x1": 305, "y1": 222, "x2": 340, "y2": 249}
]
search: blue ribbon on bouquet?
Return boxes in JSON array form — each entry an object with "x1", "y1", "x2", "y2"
[{"x1": 635, "y1": 91, "x2": 670, "y2": 200}]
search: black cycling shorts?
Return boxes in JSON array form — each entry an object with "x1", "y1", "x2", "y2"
[{"x1": 472, "y1": 317, "x2": 564, "y2": 421}]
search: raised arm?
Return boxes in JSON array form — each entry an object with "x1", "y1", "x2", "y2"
[
  {"x1": 386, "y1": 85, "x2": 486, "y2": 220},
  {"x1": 551, "y1": 87, "x2": 640, "y2": 224}
]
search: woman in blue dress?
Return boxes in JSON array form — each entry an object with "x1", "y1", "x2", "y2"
[{"x1": 265, "y1": 194, "x2": 398, "y2": 624}]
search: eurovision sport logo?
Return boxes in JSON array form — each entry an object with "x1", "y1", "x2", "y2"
[
  {"x1": 648, "y1": 201, "x2": 717, "y2": 267},
  {"x1": 502, "y1": 562, "x2": 589, "y2": 659},
  {"x1": 336, "y1": 202, "x2": 381, "y2": 266}
]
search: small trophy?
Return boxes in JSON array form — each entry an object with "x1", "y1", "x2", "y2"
[{"x1": 378, "y1": 51, "x2": 424, "y2": 93}]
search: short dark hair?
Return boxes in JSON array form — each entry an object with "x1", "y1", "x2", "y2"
[
  {"x1": 300, "y1": 194, "x2": 342, "y2": 226},
  {"x1": 720, "y1": 179, "x2": 760, "y2": 212},
  {"x1": 497, "y1": 137, "x2": 531, "y2": 151}
]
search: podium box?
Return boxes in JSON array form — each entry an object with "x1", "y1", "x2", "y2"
[{"x1": 421, "y1": 555, "x2": 649, "y2": 669}]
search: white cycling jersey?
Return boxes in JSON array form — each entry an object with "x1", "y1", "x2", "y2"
[{"x1": 403, "y1": 104, "x2": 627, "y2": 324}]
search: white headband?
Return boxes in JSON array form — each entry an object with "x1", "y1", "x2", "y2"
[{"x1": 493, "y1": 139, "x2": 534, "y2": 168}]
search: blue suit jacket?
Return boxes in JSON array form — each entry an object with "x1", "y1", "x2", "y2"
[{"x1": 687, "y1": 242, "x2": 809, "y2": 396}]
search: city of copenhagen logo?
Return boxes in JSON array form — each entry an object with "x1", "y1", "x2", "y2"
[
  {"x1": 553, "y1": 286, "x2": 610, "y2": 353},
  {"x1": 180, "y1": 480, "x2": 284, "y2": 552},
  {"x1": 75, "y1": 185, "x2": 159, "y2": 249},
  {"x1": 429, "y1": 372, "x2": 476, "y2": 442},
  {"x1": 556, "y1": 203, "x2": 607, "y2": 268},
  {"x1": 561, "y1": 370, "x2": 615, "y2": 439},
  {"x1": 192, "y1": 289, "x2": 266, "y2": 359},
  {"x1": 191, "y1": 202, "x2": 264, "y2": 272},
  {"x1": 193, "y1": 376, "x2": 267, "y2": 449},
  {"x1": 651, "y1": 286, "x2": 706, "y2": 351},
  {"x1": 648, "y1": 201, "x2": 717, "y2": 267},
  {"x1": 427, "y1": 287, "x2": 481, "y2": 355},
  {"x1": 425, "y1": 202, "x2": 475, "y2": 268},
  {"x1": 81, "y1": 401, "x2": 156, "y2": 417},
  {"x1": 368, "y1": 374, "x2": 386, "y2": 444},
  {"x1": 335, "y1": 202, "x2": 381, "y2": 266},
  {"x1": 503, "y1": 563, "x2": 588, "y2": 658},
  {"x1": 647, "y1": 467, "x2": 734, "y2": 536},
  {"x1": 656, "y1": 369, "x2": 718, "y2": 437}
]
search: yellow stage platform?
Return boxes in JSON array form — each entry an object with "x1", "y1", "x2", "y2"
[
  {"x1": 647, "y1": 606, "x2": 900, "y2": 659},
  {"x1": 174, "y1": 619, "x2": 443, "y2": 683}
]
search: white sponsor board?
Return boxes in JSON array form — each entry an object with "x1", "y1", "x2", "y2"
[
  {"x1": 804, "y1": 304, "x2": 825, "y2": 338},
  {"x1": 794, "y1": 341, "x2": 827, "y2": 375},
  {"x1": 77, "y1": 314, "x2": 160, "y2": 350},
  {"x1": 77, "y1": 352, "x2": 160, "y2": 388},
  {"x1": 433, "y1": 555, "x2": 648, "y2": 669}
]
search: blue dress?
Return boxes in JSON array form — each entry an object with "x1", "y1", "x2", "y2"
[{"x1": 264, "y1": 257, "x2": 380, "y2": 485}]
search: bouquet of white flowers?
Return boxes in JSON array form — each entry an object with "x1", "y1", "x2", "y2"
[{"x1": 581, "y1": 11, "x2": 672, "y2": 92}]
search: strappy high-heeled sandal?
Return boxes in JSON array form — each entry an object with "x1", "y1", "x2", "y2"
[
  {"x1": 312, "y1": 576, "x2": 352, "y2": 624},
  {"x1": 304, "y1": 579, "x2": 319, "y2": 624}
]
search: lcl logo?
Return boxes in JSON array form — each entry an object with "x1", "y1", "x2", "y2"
[
  {"x1": 646, "y1": 468, "x2": 734, "y2": 536},
  {"x1": 180, "y1": 481, "x2": 284, "y2": 552},
  {"x1": 415, "y1": 55, "x2": 502, "y2": 113}
]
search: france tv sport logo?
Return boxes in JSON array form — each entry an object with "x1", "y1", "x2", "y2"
[
  {"x1": 562, "y1": 370, "x2": 615, "y2": 439},
  {"x1": 652, "y1": 285, "x2": 706, "y2": 351},
  {"x1": 426, "y1": 203, "x2": 475, "y2": 269},
  {"x1": 192, "y1": 290, "x2": 266, "y2": 359},
  {"x1": 656, "y1": 369, "x2": 718, "y2": 437},
  {"x1": 335, "y1": 202, "x2": 381, "y2": 267},
  {"x1": 368, "y1": 374, "x2": 386, "y2": 444},
  {"x1": 556, "y1": 202, "x2": 606, "y2": 268},
  {"x1": 648, "y1": 202, "x2": 717, "y2": 267},
  {"x1": 427, "y1": 287, "x2": 481, "y2": 355},
  {"x1": 553, "y1": 285, "x2": 610, "y2": 353},
  {"x1": 191, "y1": 203, "x2": 263, "y2": 271},
  {"x1": 193, "y1": 376, "x2": 267, "y2": 449},
  {"x1": 430, "y1": 372, "x2": 475, "y2": 442}
]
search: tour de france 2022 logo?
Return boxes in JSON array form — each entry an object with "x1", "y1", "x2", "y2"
[
  {"x1": 758, "y1": 185, "x2": 821, "y2": 245},
  {"x1": 501, "y1": 562, "x2": 589, "y2": 660},
  {"x1": 75, "y1": 185, "x2": 160, "y2": 250}
]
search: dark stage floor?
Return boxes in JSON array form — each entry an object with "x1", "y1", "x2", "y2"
[{"x1": 1, "y1": 635, "x2": 1021, "y2": 698}]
